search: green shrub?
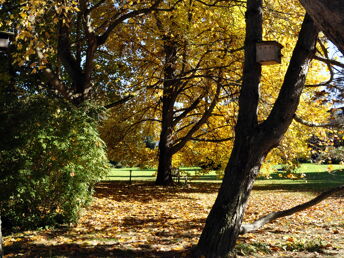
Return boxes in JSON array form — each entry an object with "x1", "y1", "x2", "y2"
[{"x1": 0, "y1": 96, "x2": 110, "y2": 231}]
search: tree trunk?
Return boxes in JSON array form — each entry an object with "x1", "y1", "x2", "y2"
[
  {"x1": 156, "y1": 142, "x2": 173, "y2": 185},
  {"x1": 155, "y1": 73, "x2": 175, "y2": 185},
  {"x1": 155, "y1": 32, "x2": 178, "y2": 186},
  {"x1": 196, "y1": 140, "x2": 265, "y2": 257},
  {"x1": 195, "y1": 1, "x2": 318, "y2": 255},
  {"x1": 300, "y1": 0, "x2": 344, "y2": 55}
]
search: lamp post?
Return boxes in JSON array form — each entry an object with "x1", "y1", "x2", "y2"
[{"x1": 0, "y1": 31, "x2": 13, "y2": 258}]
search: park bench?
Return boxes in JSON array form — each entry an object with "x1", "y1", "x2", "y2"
[{"x1": 171, "y1": 168, "x2": 188, "y2": 184}]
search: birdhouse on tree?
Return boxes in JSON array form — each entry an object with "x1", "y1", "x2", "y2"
[
  {"x1": 256, "y1": 41, "x2": 283, "y2": 65},
  {"x1": 0, "y1": 31, "x2": 14, "y2": 51}
]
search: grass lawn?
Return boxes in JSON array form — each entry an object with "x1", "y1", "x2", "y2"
[
  {"x1": 255, "y1": 163, "x2": 344, "y2": 191},
  {"x1": 108, "y1": 163, "x2": 344, "y2": 191},
  {"x1": 3, "y1": 163, "x2": 344, "y2": 257}
]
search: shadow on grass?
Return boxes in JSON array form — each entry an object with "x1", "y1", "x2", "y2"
[{"x1": 95, "y1": 181, "x2": 221, "y2": 202}]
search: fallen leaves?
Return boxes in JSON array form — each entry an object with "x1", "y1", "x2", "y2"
[{"x1": 3, "y1": 181, "x2": 344, "y2": 257}]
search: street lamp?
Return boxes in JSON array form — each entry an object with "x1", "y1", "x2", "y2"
[
  {"x1": 0, "y1": 31, "x2": 14, "y2": 50},
  {"x1": 0, "y1": 31, "x2": 14, "y2": 258}
]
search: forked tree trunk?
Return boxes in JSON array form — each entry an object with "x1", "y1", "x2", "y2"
[{"x1": 195, "y1": 0, "x2": 318, "y2": 255}]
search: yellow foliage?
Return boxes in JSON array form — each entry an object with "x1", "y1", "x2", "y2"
[
  {"x1": 11, "y1": 0, "x2": 332, "y2": 173},
  {"x1": 99, "y1": 0, "x2": 332, "y2": 174}
]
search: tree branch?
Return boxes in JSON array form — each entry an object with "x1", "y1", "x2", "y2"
[
  {"x1": 85, "y1": 0, "x2": 107, "y2": 15},
  {"x1": 104, "y1": 95, "x2": 135, "y2": 109},
  {"x1": 260, "y1": 14, "x2": 318, "y2": 148},
  {"x1": 57, "y1": 21, "x2": 84, "y2": 90},
  {"x1": 300, "y1": 0, "x2": 344, "y2": 56},
  {"x1": 172, "y1": 95, "x2": 203, "y2": 127},
  {"x1": 36, "y1": 48, "x2": 73, "y2": 102},
  {"x1": 313, "y1": 55, "x2": 344, "y2": 69},
  {"x1": 171, "y1": 83, "x2": 221, "y2": 154},
  {"x1": 240, "y1": 184, "x2": 344, "y2": 234},
  {"x1": 294, "y1": 114, "x2": 343, "y2": 128},
  {"x1": 97, "y1": 0, "x2": 163, "y2": 45},
  {"x1": 190, "y1": 137, "x2": 234, "y2": 143}
]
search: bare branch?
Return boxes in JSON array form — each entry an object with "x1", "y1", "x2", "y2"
[
  {"x1": 190, "y1": 137, "x2": 234, "y2": 143},
  {"x1": 313, "y1": 55, "x2": 344, "y2": 69},
  {"x1": 294, "y1": 114, "x2": 343, "y2": 128},
  {"x1": 306, "y1": 40, "x2": 334, "y2": 88},
  {"x1": 171, "y1": 82, "x2": 222, "y2": 154},
  {"x1": 85, "y1": 0, "x2": 106, "y2": 15},
  {"x1": 104, "y1": 95, "x2": 134, "y2": 109},
  {"x1": 240, "y1": 184, "x2": 344, "y2": 234},
  {"x1": 97, "y1": 0, "x2": 163, "y2": 45}
]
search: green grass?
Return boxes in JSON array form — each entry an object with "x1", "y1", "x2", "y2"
[
  {"x1": 255, "y1": 163, "x2": 344, "y2": 191},
  {"x1": 106, "y1": 167, "x2": 157, "y2": 181},
  {"x1": 106, "y1": 167, "x2": 220, "y2": 181},
  {"x1": 281, "y1": 163, "x2": 344, "y2": 173},
  {"x1": 106, "y1": 164, "x2": 344, "y2": 192}
]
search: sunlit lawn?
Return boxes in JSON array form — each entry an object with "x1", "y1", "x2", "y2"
[{"x1": 108, "y1": 163, "x2": 344, "y2": 191}]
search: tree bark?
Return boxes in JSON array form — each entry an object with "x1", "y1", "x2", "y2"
[
  {"x1": 300, "y1": 0, "x2": 344, "y2": 56},
  {"x1": 195, "y1": 4, "x2": 318, "y2": 256}
]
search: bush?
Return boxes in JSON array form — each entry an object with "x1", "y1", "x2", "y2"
[
  {"x1": 0, "y1": 96, "x2": 110, "y2": 231},
  {"x1": 316, "y1": 146, "x2": 344, "y2": 164}
]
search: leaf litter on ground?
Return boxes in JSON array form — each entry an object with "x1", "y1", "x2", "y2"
[{"x1": 3, "y1": 181, "x2": 344, "y2": 257}]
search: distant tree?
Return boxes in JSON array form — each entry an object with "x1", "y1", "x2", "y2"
[
  {"x1": 100, "y1": 0, "x2": 242, "y2": 184},
  {"x1": 6, "y1": 0, "x2": 163, "y2": 106}
]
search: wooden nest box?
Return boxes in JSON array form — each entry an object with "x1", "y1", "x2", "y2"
[
  {"x1": 256, "y1": 41, "x2": 283, "y2": 65},
  {"x1": 0, "y1": 31, "x2": 14, "y2": 50}
]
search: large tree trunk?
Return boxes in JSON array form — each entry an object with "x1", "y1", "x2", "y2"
[
  {"x1": 156, "y1": 96, "x2": 174, "y2": 185},
  {"x1": 156, "y1": 142, "x2": 173, "y2": 185},
  {"x1": 195, "y1": 0, "x2": 318, "y2": 255},
  {"x1": 196, "y1": 142, "x2": 265, "y2": 256},
  {"x1": 300, "y1": 0, "x2": 344, "y2": 55},
  {"x1": 155, "y1": 33, "x2": 178, "y2": 186}
]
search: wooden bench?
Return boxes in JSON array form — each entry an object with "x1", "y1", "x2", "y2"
[{"x1": 171, "y1": 168, "x2": 188, "y2": 184}]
